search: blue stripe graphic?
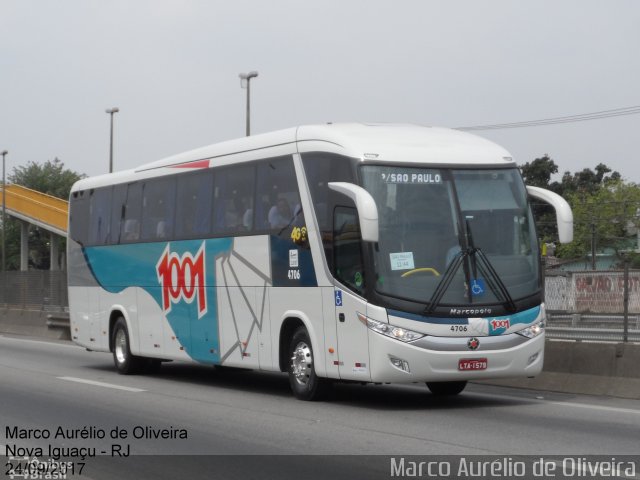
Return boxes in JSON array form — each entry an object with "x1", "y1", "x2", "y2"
[{"x1": 84, "y1": 238, "x2": 233, "y2": 363}]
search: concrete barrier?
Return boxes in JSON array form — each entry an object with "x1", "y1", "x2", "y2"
[
  {"x1": 477, "y1": 339, "x2": 640, "y2": 400},
  {"x1": 1, "y1": 309, "x2": 638, "y2": 399},
  {"x1": 0, "y1": 307, "x2": 70, "y2": 341}
]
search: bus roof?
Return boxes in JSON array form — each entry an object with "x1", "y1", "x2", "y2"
[{"x1": 71, "y1": 123, "x2": 515, "y2": 192}]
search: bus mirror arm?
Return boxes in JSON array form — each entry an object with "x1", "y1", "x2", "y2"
[
  {"x1": 526, "y1": 186, "x2": 574, "y2": 243},
  {"x1": 328, "y1": 182, "x2": 379, "y2": 242}
]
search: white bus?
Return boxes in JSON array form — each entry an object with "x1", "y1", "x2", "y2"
[{"x1": 67, "y1": 123, "x2": 573, "y2": 400}]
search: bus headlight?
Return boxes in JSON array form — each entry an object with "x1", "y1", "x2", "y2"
[
  {"x1": 516, "y1": 321, "x2": 544, "y2": 339},
  {"x1": 357, "y1": 313, "x2": 425, "y2": 343}
]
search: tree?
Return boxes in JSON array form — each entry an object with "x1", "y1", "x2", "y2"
[
  {"x1": 3, "y1": 158, "x2": 84, "y2": 270},
  {"x1": 557, "y1": 163, "x2": 620, "y2": 196},
  {"x1": 520, "y1": 158, "x2": 638, "y2": 265},
  {"x1": 520, "y1": 154, "x2": 558, "y2": 188},
  {"x1": 556, "y1": 179, "x2": 640, "y2": 261},
  {"x1": 10, "y1": 157, "x2": 83, "y2": 199}
]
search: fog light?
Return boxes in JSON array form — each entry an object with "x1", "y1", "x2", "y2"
[
  {"x1": 389, "y1": 356, "x2": 411, "y2": 373},
  {"x1": 527, "y1": 352, "x2": 539, "y2": 366}
]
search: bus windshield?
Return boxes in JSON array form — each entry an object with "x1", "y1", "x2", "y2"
[{"x1": 360, "y1": 166, "x2": 540, "y2": 308}]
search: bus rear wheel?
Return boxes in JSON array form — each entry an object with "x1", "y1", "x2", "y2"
[
  {"x1": 112, "y1": 317, "x2": 145, "y2": 375},
  {"x1": 426, "y1": 381, "x2": 467, "y2": 396},
  {"x1": 288, "y1": 327, "x2": 330, "y2": 401}
]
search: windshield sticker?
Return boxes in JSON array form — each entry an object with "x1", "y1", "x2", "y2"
[
  {"x1": 390, "y1": 252, "x2": 415, "y2": 271},
  {"x1": 380, "y1": 172, "x2": 442, "y2": 184},
  {"x1": 470, "y1": 278, "x2": 486, "y2": 297}
]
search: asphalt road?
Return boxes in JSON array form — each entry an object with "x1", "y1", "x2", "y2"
[{"x1": 1, "y1": 334, "x2": 639, "y2": 479}]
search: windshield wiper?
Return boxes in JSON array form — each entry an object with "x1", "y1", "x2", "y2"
[
  {"x1": 424, "y1": 221, "x2": 517, "y2": 314},
  {"x1": 469, "y1": 247, "x2": 516, "y2": 312},
  {"x1": 464, "y1": 218, "x2": 516, "y2": 312},
  {"x1": 424, "y1": 249, "x2": 466, "y2": 314}
]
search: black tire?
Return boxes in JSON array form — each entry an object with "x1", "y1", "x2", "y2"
[
  {"x1": 144, "y1": 358, "x2": 162, "y2": 374},
  {"x1": 426, "y1": 381, "x2": 467, "y2": 396},
  {"x1": 112, "y1": 317, "x2": 145, "y2": 375},
  {"x1": 288, "y1": 327, "x2": 331, "y2": 401}
]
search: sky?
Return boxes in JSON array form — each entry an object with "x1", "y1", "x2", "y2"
[{"x1": 1, "y1": 0, "x2": 639, "y2": 183}]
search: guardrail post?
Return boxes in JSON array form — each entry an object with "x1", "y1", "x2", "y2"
[
  {"x1": 541, "y1": 256, "x2": 546, "y2": 300},
  {"x1": 20, "y1": 221, "x2": 29, "y2": 271},
  {"x1": 571, "y1": 313, "x2": 580, "y2": 327},
  {"x1": 623, "y1": 257, "x2": 629, "y2": 343}
]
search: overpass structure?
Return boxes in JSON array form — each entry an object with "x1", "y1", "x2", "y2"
[{"x1": 0, "y1": 184, "x2": 68, "y2": 270}]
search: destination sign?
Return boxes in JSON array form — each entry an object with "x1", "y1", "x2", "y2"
[{"x1": 380, "y1": 171, "x2": 442, "y2": 184}]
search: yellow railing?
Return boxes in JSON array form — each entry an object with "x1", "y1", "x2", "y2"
[{"x1": 0, "y1": 184, "x2": 68, "y2": 233}]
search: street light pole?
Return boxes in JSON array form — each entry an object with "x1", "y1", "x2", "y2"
[
  {"x1": 105, "y1": 107, "x2": 119, "y2": 173},
  {"x1": 239, "y1": 71, "x2": 258, "y2": 136},
  {"x1": 1, "y1": 150, "x2": 8, "y2": 272}
]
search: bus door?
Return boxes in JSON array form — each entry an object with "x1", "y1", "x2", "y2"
[{"x1": 333, "y1": 206, "x2": 371, "y2": 381}]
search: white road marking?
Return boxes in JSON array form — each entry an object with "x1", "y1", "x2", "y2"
[
  {"x1": 58, "y1": 376, "x2": 146, "y2": 392},
  {"x1": 545, "y1": 400, "x2": 640, "y2": 416},
  {"x1": 471, "y1": 391, "x2": 640, "y2": 416}
]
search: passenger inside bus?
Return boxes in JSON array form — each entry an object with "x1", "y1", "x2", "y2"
[
  {"x1": 268, "y1": 198, "x2": 293, "y2": 228},
  {"x1": 123, "y1": 219, "x2": 140, "y2": 241}
]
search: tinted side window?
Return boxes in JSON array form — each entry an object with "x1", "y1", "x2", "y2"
[
  {"x1": 88, "y1": 187, "x2": 112, "y2": 245},
  {"x1": 110, "y1": 184, "x2": 127, "y2": 244},
  {"x1": 212, "y1": 166, "x2": 255, "y2": 235},
  {"x1": 141, "y1": 178, "x2": 176, "y2": 241},
  {"x1": 121, "y1": 183, "x2": 142, "y2": 243},
  {"x1": 333, "y1": 206, "x2": 365, "y2": 294},
  {"x1": 175, "y1": 171, "x2": 214, "y2": 239},
  {"x1": 69, "y1": 191, "x2": 89, "y2": 245},
  {"x1": 256, "y1": 157, "x2": 300, "y2": 231},
  {"x1": 301, "y1": 153, "x2": 356, "y2": 271}
]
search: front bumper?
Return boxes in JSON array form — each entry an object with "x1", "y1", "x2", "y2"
[{"x1": 367, "y1": 329, "x2": 545, "y2": 383}]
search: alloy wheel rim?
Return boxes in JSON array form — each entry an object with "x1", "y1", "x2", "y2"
[
  {"x1": 291, "y1": 341, "x2": 312, "y2": 385},
  {"x1": 115, "y1": 329, "x2": 127, "y2": 364}
]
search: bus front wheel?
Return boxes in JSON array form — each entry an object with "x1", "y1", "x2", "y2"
[
  {"x1": 426, "y1": 381, "x2": 467, "y2": 396},
  {"x1": 288, "y1": 327, "x2": 331, "y2": 401},
  {"x1": 112, "y1": 317, "x2": 145, "y2": 375}
]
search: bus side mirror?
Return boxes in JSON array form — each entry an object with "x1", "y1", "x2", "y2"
[
  {"x1": 526, "y1": 186, "x2": 574, "y2": 243},
  {"x1": 328, "y1": 182, "x2": 379, "y2": 242}
]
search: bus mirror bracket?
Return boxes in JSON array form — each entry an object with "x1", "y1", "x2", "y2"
[
  {"x1": 328, "y1": 182, "x2": 379, "y2": 242},
  {"x1": 526, "y1": 186, "x2": 574, "y2": 243}
]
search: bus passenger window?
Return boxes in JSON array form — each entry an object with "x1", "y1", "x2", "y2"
[
  {"x1": 88, "y1": 187, "x2": 111, "y2": 245},
  {"x1": 175, "y1": 171, "x2": 213, "y2": 239},
  {"x1": 256, "y1": 157, "x2": 300, "y2": 233},
  {"x1": 120, "y1": 183, "x2": 142, "y2": 243},
  {"x1": 213, "y1": 166, "x2": 255, "y2": 235},
  {"x1": 141, "y1": 178, "x2": 176, "y2": 241}
]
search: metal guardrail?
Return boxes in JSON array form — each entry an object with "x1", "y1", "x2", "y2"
[
  {"x1": 546, "y1": 312, "x2": 639, "y2": 342},
  {"x1": 546, "y1": 326, "x2": 640, "y2": 342},
  {"x1": 46, "y1": 312, "x2": 70, "y2": 329}
]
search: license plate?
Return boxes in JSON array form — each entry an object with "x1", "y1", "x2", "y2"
[{"x1": 458, "y1": 358, "x2": 487, "y2": 371}]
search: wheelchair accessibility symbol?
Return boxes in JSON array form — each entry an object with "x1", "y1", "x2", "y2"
[
  {"x1": 471, "y1": 278, "x2": 485, "y2": 297},
  {"x1": 335, "y1": 290, "x2": 343, "y2": 306}
]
